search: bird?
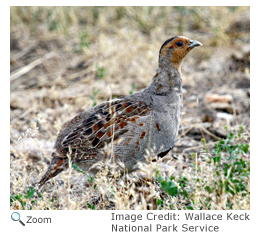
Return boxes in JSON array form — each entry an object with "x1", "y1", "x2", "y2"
[{"x1": 38, "y1": 36, "x2": 202, "y2": 187}]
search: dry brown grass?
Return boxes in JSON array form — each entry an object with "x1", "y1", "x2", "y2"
[{"x1": 10, "y1": 6, "x2": 250, "y2": 210}]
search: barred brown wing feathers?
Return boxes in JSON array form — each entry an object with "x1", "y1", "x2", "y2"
[{"x1": 60, "y1": 99, "x2": 151, "y2": 151}]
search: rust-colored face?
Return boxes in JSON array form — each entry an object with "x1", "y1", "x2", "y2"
[{"x1": 160, "y1": 36, "x2": 202, "y2": 70}]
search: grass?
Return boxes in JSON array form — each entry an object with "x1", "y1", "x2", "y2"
[
  {"x1": 90, "y1": 88, "x2": 100, "y2": 107},
  {"x1": 10, "y1": 6, "x2": 250, "y2": 210},
  {"x1": 10, "y1": 126, "x2": 249, "y2": 210},
  {"x1": 155, "y1": 126, "x2": 250, "y2": 210},
  {"x1": 96, "y1": 64, "x2": 106, "y2": 79},
  {"x1": 10, "y1": 7, "x2": 249, "y2": 46}
]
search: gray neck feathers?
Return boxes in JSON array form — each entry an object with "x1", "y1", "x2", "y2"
[{"x1": 146, "y1": 60, "x2": 182, "y2": 96}]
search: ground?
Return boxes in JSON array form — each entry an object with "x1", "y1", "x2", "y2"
[{"x1": 10, "y1": 6, "x2": 250, "y2": 210}]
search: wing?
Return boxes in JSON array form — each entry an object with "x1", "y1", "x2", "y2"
[{"x1": 60, "y1": 99, "x2": 151, "y2": 151}]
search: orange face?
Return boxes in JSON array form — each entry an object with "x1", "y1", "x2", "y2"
[{"x1": 160, "y1": 36, "x2": 202, "y2": 70}]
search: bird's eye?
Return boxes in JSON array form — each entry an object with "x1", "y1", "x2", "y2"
[{"x1": 176, "y1": 42, "x2": 183, "y2": 47}]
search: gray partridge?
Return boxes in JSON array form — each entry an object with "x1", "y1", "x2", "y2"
[{"x1": 38, "y1": 36, "x2": 202, "y2": 187}]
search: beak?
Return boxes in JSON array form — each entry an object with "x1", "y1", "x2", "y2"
[{"x1": 188, "y1": 39, "x2": 202, "y2": 48}]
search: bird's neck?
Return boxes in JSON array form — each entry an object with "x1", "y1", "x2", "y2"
[{"x1": 147, "y1": 63, "x2": 182, "y2": 96}]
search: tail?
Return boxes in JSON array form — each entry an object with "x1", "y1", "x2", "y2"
[{"x1": 38, "y1": 157, "x2": 67, "y2": 188}]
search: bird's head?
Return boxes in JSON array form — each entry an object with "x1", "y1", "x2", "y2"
[{"x1": 159, "y1": 36, "x2": 202, "y2": 72}]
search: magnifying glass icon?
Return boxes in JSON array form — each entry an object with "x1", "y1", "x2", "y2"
[{"x1": 11, "y1": 212, "x2": 25, "y2": 226}]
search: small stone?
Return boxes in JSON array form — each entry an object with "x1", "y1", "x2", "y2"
[{"x1": 205, "y1": 94, "x2": 233, "y2": 104}]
